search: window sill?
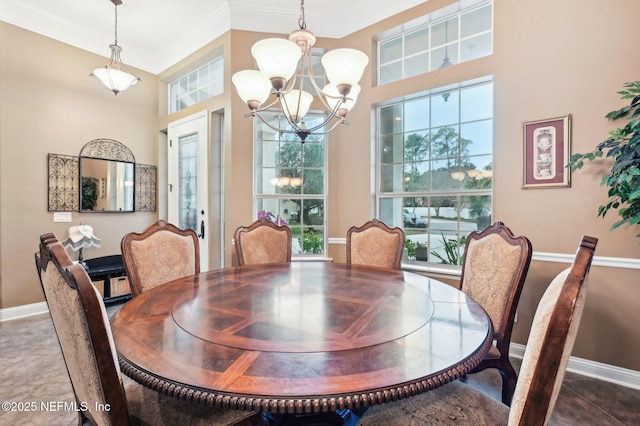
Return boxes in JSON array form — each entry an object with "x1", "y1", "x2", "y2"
[
  {"x1": 401, "y1": 262, "x2": 462, "y2": 279},
  {"x1": 292, "y1": 256, "x2": 333, "y2": 263}
]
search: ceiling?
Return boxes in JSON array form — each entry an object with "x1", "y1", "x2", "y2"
[{"x1": 1, "y1": 0, "x2": 427, "y2": 74}]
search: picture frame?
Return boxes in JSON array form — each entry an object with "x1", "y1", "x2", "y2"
[{"x1": 522, "y1": 114, "x2": 571, "y2": 189}]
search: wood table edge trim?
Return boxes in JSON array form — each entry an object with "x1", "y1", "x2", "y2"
[{"x1": 117, "y1": 324, "x2": 493, "y2": 414}]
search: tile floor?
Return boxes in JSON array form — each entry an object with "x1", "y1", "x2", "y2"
[{"x1": 1, "y1": 304, "x2": 639, "y2": 425}]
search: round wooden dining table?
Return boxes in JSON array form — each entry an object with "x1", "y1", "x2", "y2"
[{"x1": 111, "y1": 261, "x2": 493, "y2": 416}]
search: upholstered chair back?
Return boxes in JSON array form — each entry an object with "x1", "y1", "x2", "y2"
[
  {"x1": 347, "y1": 219, "x2": 405, "y2": 270},
  {"x1": 121, "y1": 220, "x2": 199, "y2": 297},
  {"x1": 460, "y1": 221, "x2": 532, "y2": 404},
  {"x1": 508, "y1": 236, "x2": 597, "y2": 425},
  {"x1": 234, "y1": 218, "x2": 292, "y2": 266},
  {"x1": 461, "y1": 222, "x2": 532, "y2": 336},
  {"x1": 36, "y1": 234, "x2": 131, "y2": 425}
]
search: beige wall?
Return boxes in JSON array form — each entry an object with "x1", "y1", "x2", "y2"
[
  {"x1": 0, "y1": 23, "x2": 159, "y2": 308},
  {"x1": 326, "y1": 0, "x2": 640, "y2": 371},
  {"x1": 1, "y1": 0, "x2": 639, "y2": 372}
]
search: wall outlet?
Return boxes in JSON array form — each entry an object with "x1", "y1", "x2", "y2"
[{"x1": 53, "y1": 212, "x2": 72, "y2": 223}]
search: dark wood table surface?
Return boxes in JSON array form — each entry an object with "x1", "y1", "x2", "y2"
[{"x1": 111, "y1": 262, "x2": 493, "y2": 415}]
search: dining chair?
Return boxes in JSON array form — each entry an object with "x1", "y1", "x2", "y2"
[
  {"x1": 346, "y1": 218, "x2": 405, "y2": 269},
  {"x1": 234, "y1": 218, "x2": 292, "y2": 266},
  {"x1": 357, "y1": 235, "x2": 597, "y2": 426},
  {"x1": 35, "y1": 233, "x2": 262, "y2": 426},
  {"x1": 460, "y1": 221, "x2": 532, "y2": 405},
  {"x1": 121, "y1": 219, "x2": 199, "y2": 297}
]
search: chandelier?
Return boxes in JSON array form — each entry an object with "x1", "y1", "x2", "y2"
[
  {"x1": 91, "y1": 0, "x2": 140, "y2": 95},
  {"x1": 232, "y1": 0, "x2": 369, "y2": 142}
]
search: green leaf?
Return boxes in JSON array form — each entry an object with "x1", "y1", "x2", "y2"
[{"x1": 572, "y1": 81, "x2": 640, "y2": 237}]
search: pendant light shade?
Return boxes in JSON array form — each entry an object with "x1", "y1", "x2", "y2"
[
  {"x1": 321, "y1": 48, "x2": 369, "y2": 88},
  {"x1": 232, "y1": 70, "x2": 272, "y2": 108},
  {"x1": 251, "y1": 38, "x2": 302, "y2": 82},
  {"x1": 282, "y1": 90, "x2": 313, "y2": 123}
]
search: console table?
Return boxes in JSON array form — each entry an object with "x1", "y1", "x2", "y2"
[{"x1": 83, "y1": 255, "x2": 131, "y2": 305}]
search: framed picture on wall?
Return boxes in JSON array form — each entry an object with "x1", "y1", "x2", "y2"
[{"x1": 522, "y1": 115, "x2": 571, "y2": 189}]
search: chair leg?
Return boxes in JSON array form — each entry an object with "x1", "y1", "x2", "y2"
[{"x1": 499, "y1": 360, "x2": 518, "y2": 406}]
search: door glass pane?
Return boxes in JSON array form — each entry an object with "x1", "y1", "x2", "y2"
[{"x1": 178, "y1": 133, "x2": 198, "y2": 232}]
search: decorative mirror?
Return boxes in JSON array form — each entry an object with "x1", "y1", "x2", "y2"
[
  {"x1": 48, "y1": 139, "x2": 156, "y2": 212},
  {"x1": 80, "y1": 140, "x2": 135, "y2": 212}
]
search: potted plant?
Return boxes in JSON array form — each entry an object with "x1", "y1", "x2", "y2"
[
  {"x1": 568, "y1": 81, "x2": 640, "y2": 236},
  {"x1": 404, "y1": 239, "x2": 417, "y2": 260},
  {"x1": 415, "y1": 241, "x2": 429, "y2": 261},
  {"x1": 431, "y1": 233, "x2": 467, "y2": 265}
]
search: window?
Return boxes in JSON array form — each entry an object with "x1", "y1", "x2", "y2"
[
  {"x1": 254, "y1": 111, "x2": 327, "y2": 256},
  {"x1": 169, "y1": 58, "x2": 223, "y2": 114},
  {"x1": 378, "y1": 2, "x2": 492, "y2": 85},
  {"x1": 376, "y1": 80, "x2": 493, "y2": 266}
]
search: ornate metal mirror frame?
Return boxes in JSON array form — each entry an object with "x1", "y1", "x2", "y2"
[{"x1": 48, "y1": 139, "x2": 156, "y2": 212}]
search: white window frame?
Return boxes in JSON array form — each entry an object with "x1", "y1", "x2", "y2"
[
  {"x1": 168, "y1": 57, "x2": 224, "y2": 114},
  {"x1": 375, "y1": 78, "x2": 494, "y2": 270},
  {"x1": 253, "y1": 111, "x2": 329, "y2": 259},
  {"x1": 377, "y1": 0, "x2": 493, "y2": 86}
]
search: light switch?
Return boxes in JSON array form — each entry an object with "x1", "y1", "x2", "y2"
[{"x1": 53, "y1": 212, "x2": 72, "y2": 223}]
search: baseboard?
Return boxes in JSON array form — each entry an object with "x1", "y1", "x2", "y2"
[
  {"x1": 0, "y1": 301, "x2": 49, "y2": 322},
  {"x1": 510, "y1": 343, "x2": 640, "y2": 390}
]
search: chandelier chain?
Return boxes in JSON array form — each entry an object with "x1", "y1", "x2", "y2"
[
  {"x1": 298, "y1": 0, "x2": 306, "y2": 29},
  {"x1": 114, "y1": 4, "x2": 119, "y2": 46}
]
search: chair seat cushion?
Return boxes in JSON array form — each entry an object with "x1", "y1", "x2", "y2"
[
  {"x1": 357, "y1": 380, "x2": 509, "y2": 425},
  {"x1": 125, "y1": 381, "x2": 259, "y2": 425}
]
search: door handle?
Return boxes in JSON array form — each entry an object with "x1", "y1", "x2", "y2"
[{"x1": 199, "y1": 220, "x2": 205, "y2": 239}]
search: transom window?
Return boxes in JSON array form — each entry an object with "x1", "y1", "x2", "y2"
[
  {"x1": 378, "y1": 1, "x2": 492, "y2": 85},
  {"x1": 254, "y1": 111, "x2": 327, "y2": 256},
  {"x1": 377, "y1": 80, "x2": 493, "y2": 266},
  {"x1": 169, "y1": 58, "x2": 223, "y2": 114}
]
